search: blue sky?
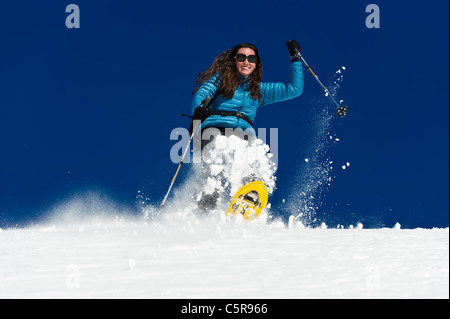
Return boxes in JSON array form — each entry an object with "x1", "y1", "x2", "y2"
[{"x1": 0, "y1": 0, "x2": 448, "y2": 228}]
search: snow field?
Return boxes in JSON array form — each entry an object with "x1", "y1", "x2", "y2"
[{"x1": 0, "y1": 212, "x2": 448, "y2": 299}]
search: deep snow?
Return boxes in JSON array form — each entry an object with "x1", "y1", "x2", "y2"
[{"x1": 0, "y1": 209, "x2": 448, "y2": 299}]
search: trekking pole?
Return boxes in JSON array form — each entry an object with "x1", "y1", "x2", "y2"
[
  {"x1": 159, "y1": 97, "x2": 210, "y2": 209},
  {"x1": 295, "y1": 47, "x2": 349, "y2": 117}
]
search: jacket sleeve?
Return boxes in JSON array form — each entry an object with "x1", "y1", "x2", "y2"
[
  {"x1": 259, "y1": 62, "x2": 304, "y2": 106},
  {"x1": 191, "y1": 73, "x2": 220, "y2": 114}
]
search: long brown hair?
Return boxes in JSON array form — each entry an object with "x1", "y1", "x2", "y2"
[{"x1": 194, "y1": 43, "x2": 263, "y2": 102}]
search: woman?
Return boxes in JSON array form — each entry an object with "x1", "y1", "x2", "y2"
[
  {"x1": 191, "y1": 40, "x2": 304, "y2": 211},
  {"x1": 191, "y1": 40, "x2": 304, "y2": 147}
]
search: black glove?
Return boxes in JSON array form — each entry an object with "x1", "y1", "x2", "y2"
[
  {"x1": 193, "y1": 96, "x2": 212, "y2": 121},
  {"x1": 286, "y1": 40, "x2": 301, "y2": 62},
  {"x1": 193, "y1": 106, "x2": 209, "y2": 121}
]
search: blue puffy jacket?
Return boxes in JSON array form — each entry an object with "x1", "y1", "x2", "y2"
[{"x1": 191, "y1": 62, "x2": 304, "y2": 136}]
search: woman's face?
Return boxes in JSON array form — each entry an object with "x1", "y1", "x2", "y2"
[{"x1": 235, "y1": 47, "x2": 257, "y2": 77}]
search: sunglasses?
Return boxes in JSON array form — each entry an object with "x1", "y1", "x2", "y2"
[{"x1": 236, "y1": 53, "x2": 257, "y2": 63}]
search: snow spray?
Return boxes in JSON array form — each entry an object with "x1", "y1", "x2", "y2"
[{"x1": 286, "y1": 67, "x2": 348, "y2": 226}]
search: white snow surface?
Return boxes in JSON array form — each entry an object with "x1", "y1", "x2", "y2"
[{"x1": 0, "y1": 209, "x2": 448, "y2": 299}]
